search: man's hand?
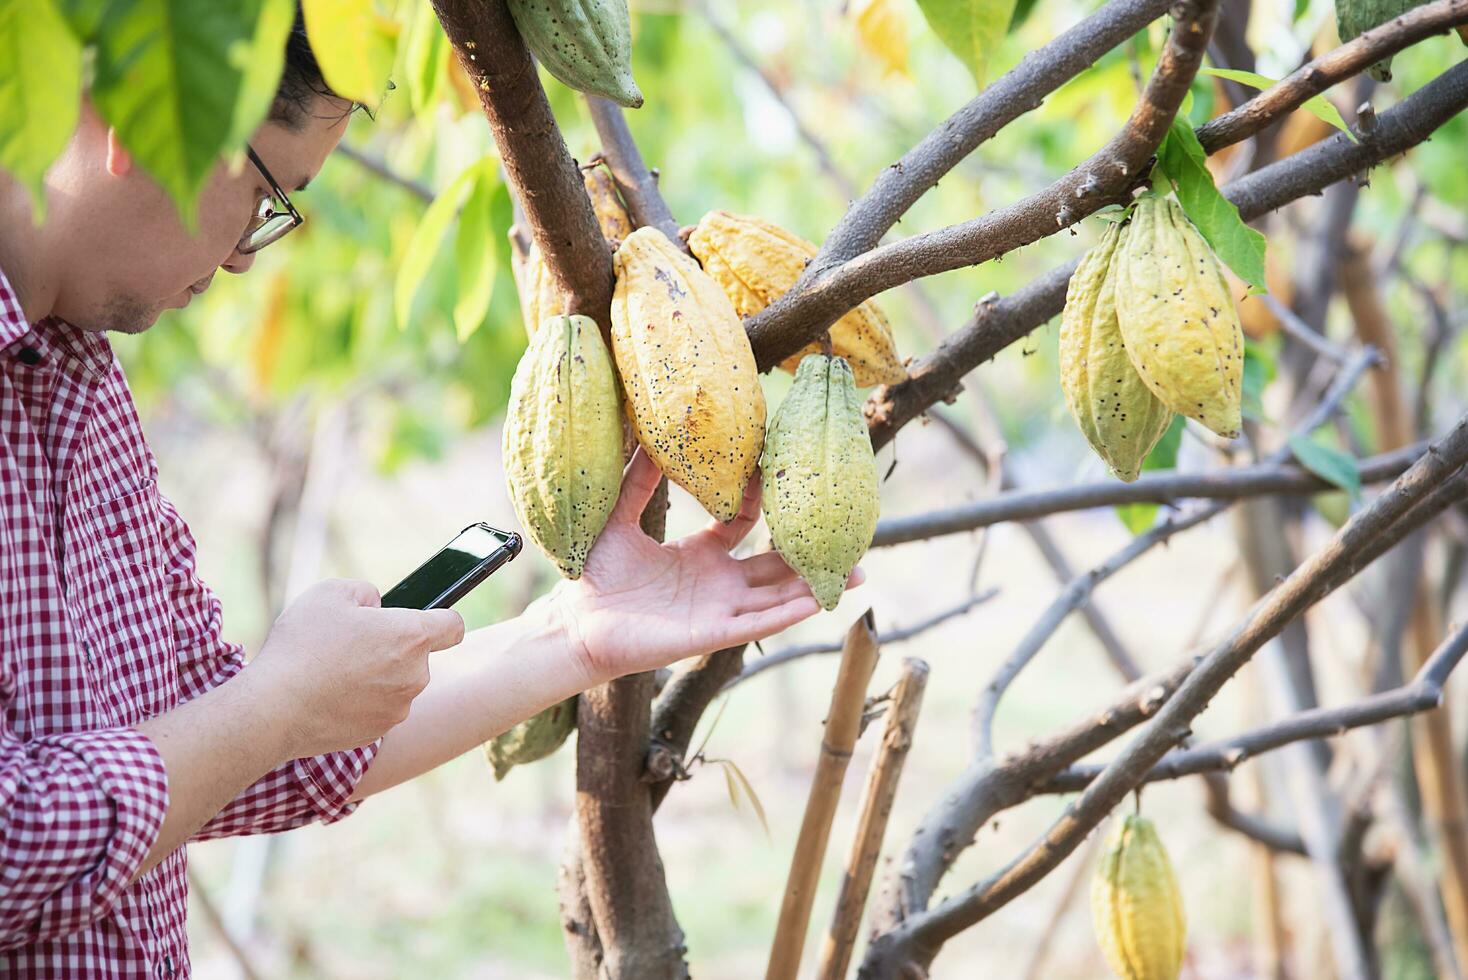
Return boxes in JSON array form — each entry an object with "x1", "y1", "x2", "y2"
[
  {"x1": 545, "y1": 449, "x2": 861, "y2": 686},
  {"x1": 251, "y1": 579, "x2": 465, "y2": 758}
]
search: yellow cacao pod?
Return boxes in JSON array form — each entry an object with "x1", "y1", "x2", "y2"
[
  {"x1": 1111, "y1": 196, "x2": 1244, "y2": 440},
  {"x1": 1060, "y1": 222, "x2": 1174, "y2": 482},
  {"x1": 1091, "y1": 814, "x2": 1187, "y2": 980},
  {"x1": 611, "y1": 226, "x2": 766, "y2": 522},
  {"x1": 584, "y1": 166, "x2": 633, "y2": 243},
  {"x1": 761, "y1": 354, "x2": 879, "y2": 611},
  {"x1": 484, "y1": 696, "x2": 578, "y2": 781},
  {"x1": 502, "y1": 314, "x2": 624, "y2": 579},
  {"x1": 687, "y1": 210, "x2": 908, "y2": 389}
]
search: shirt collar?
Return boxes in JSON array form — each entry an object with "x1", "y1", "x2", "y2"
[{"x1": 0, "y1": 262, "x2": 115, "y2": 379}]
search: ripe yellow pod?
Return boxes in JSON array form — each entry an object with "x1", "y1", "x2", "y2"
[{"x1": 1091, "y1": 814, "x2": 1187, "y2": 980}]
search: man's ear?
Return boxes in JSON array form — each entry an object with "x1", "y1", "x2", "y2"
[{"x1": 105, "y1": 128, "x2": 132, "y2": 177}]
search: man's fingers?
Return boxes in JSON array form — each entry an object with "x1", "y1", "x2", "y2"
[
  {"x1": 738, "y1": 550, "x2": 800, "y2": 587},
  {"x1": 609, "y1": 447, "x2": 664, "y2": 526},
  {"x1": 420, "y1": 609, "x2": 466, "y2": 651},
  {"x1": 727, "y1": 594, "x2": 821, "y2": 644},
  {"x1": 706, "y1": 473, "x2": 762, "y2": 550},
  {"x1": 328, "y1": 578, "x2": 381, "y2": 608},
  {"x1": 733, "y1": 577, "x2": 814, "y2": 616}
]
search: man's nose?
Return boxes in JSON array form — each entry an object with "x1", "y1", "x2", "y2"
[{"x1": 222, "y1": 248, "x2": 257, "y2": 275}]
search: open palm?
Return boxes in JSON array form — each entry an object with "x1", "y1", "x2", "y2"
[{"x1": 546, "y1": 449, "x2": 860, "y2": 684}]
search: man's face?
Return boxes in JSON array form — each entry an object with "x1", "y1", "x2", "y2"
[{"x1": 54, "y1": 97, "x2": 351, "y2": 334}]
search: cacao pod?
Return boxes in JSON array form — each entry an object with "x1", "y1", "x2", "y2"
[
  {"x1": 506, "y1": 0, "x2": 643, "y2": 108},
  {"x1": 611, "y1": 226, "x2": 767, "y2": 522},
  {"x1": 1060, "y1": 222, "x2": 1174, "y2": 482},
  {"x1": 687, "y1": 210, "x2": 908, "y2": 389},
  {"x1": 761, "y1": 354, "x2": 879, "y2": 611},
  {"x1": 503, "y1": 314, "x2": 624, "y2": 579},
  {"x1": 484, "y1": 696, "x2": 578, "y2": 781},
  {"x1": 584, "y1": 166, "x2": 634, "y2": 242},
  {"x1": 1091, "y1": 814, "x2": 1187, "y2": 980},
  {"x1": 1333, "y1": 0, "x2": 1466, "y2": 81},
  {"x1": 1112, "y1": 196, "x2": 1244, "y2": 440}
]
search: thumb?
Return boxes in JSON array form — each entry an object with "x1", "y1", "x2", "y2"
[{"x1": 609, "y1": 446, "x2": 664, "y2": 526}]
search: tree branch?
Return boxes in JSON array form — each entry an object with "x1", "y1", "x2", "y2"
[
  {"x1": 429, "y1": 0, "x2": 612, "y2": 317},
  {"x1": 871, "y1": 442, "x2": 1423, "y2": 547},
  {"x1": 586, "y1": 97, "x2": 683, "y2": 247},
  {"x1": 1195, "y1": 0, "x2": 1468, "y2": 152},
  {"x1": 865, "y1": 57, "x2": 1468, "y2": 450},
  {"x1": 1039, "y1": 620, "x2": 1468, "y2": 792},
  {"x1": 744, "y1": 0, "x2": 1219, "y2": 371}
]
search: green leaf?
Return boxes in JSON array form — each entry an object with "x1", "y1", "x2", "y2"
[
  {"x1": 226, "y1": 0, "x2": 294, "y2": 153},
  {"x1": 92, "y1": 0, "x2": 265, "y2": 221},
  {"x1": 1007, "y1": 0, "x2": 1039, "y2": 33},
  {"x1": 404, "y1": 0, "x2": 445, "y2": 116},
  {"x1": 915, "y1": 0, "x2": 1018, "y2": 85},
  {"x1": 301, "y1": 0, "x2": 396, "y2": 108},
  {"x1": 395, "y1": 158, "x2": 483, "y2": 330},
  {"x1": 1200, "y1": 67, "x2": 1354, "y2": 139},
  {"x1": 1114, "y1": 415, "x2": 1184, "y2": 534},
  {"x1": 1288, "y1": 434, "x2": 1361, "y2": 500},
  {"x1": 1293, "y1": 0, "x2": 1310, "y2": 20},
  {"x1": 54, "y1": 0, "x2": 108, "y2": 39},
  {"x1": 1155, "y1": 118, "x2": 1268, "y2": 289},
  {"x1": 0, "y1": 0, "x2": 82, "y2": 216},
  {"x1": 453, "y1": 164, "x2": 497, "y2": 342}
]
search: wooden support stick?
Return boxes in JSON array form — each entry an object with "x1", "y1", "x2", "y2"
[
  {"x1": 766, "y1": 610, "x2": 881, "y2": 980},
  {"x1": 817, "y1": 657, "x2": 929, "y2": 980}
]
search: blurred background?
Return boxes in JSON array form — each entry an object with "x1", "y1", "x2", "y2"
[{"x1": 107, "y1": 0, "x2": 1468, "y2": 975}]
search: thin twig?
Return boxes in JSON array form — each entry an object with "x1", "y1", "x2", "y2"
[
  {"x1": 817, "y1": 658, "x2": 930, "y2": 980},
  {"x1": 767, "y1": 612, "x2": 882, "y2": 980},
  {"x1": 334, "y1": 143, "x2": 435, "y2": 202},
  {"x1": 1260, "y1": 294, "x2": 1355, "y2": 365}
]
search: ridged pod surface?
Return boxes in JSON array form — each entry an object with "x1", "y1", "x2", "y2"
[
  {"x1": 483, "y1": 697, "x2": 578, "y2": 781},
  {"x1": 505, "y1": 0, "x2": 643, "y2": 107},
  {"x1": 1091, "y1": 814, "x2": 1187, "y2": 980},
  {"x1": 687, "y1": 210, "x2": 908, "y2": 389},
  {"x1": 761, "y1": 355, "x2": 879, "y2": 611},
  {"x1": 611, "y1": 227, "x2": 766, "y2": 522},
  {"x1": 1112, "y1": 197, "x2": 1244, "y2": 439},
  {"x1": 502, "y1": 314, "x2": 624, "y2": 579},
  {"x1": 1060, "y1": 222, "x2": 1174, "y2": 481}
]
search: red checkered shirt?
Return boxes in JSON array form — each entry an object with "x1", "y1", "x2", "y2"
[{"x1": 0, "y1": 264, "x2": 380, "y2": 978}]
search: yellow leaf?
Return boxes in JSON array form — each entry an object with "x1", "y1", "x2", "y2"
[
  {"x1": 850, "y1": 0, "x2": 910, "y2": 78},
  {"x1": 301, "y1": 0, "x2": 397, "y2": 107},
  {"x1": 250, "y1": 272, "x2": 292, "y2": 393}
]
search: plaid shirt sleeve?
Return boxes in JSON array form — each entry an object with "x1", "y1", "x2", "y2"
[{"x1": 156, "y1": 492, "x2": 380, "y2": 841}]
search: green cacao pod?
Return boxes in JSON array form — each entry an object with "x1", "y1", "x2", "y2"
[
  {"x1": 503, "y1": 314, "x2": 624, "y2": 579},
  {"x1": 506, "y1": 0, "x2": 643, "y2": 108},
  {"x1": 1333, "y1": 0, "x2": 1463, "y2": 80},
  {"x1": 1060, "y1": 221, "x2": 1175, "y2": 482},
  {"x1": 761, "y1": 354, "x2": 879, "y2": 611},
  {"x1": 484, "y1": 697, "x2": 578, "y2": 781},
  {"x1": 1091, "y1": 814, "x2": 1187, "y2": 980},
  {"x1": 1112, "y1": 196, "x2": 1244, "y2": 440}
]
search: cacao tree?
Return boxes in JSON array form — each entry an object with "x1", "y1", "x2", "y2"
[{"x1": 7, "y1": 0, "x2": 1468, "y2": 975}]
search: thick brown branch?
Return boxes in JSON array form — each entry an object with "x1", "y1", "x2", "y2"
[
  {"x1": 1196, "y1": 0, "x2": 1468, "y2": 152},
  {"x1": 429, "y1": 0, "x2": 612, "y2": 317},
  {"x1": 745, "y1": 0, "x2": 1219, "y2": 371},
  {"x1": 865, "y1": 58, "x2": 1468, "y2": 450},
  {"x1": 872, "y1": 442, "x2": 1423, "y2": 546}
]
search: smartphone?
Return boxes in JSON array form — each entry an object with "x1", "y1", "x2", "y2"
[{"x1": 380, "y1": 523, "x2": 523, "y2": 610}]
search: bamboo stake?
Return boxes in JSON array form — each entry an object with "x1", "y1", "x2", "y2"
[
  {"x1": 767, "y1": 611, "x2": 882, "y2": 980},
  {"x1": 817, "y1": 657, "x2": 930, "y2": 980}
]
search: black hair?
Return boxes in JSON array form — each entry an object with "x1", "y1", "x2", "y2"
[{"x1": 269, "y1": 6, "x2": 369, "y2": 128}]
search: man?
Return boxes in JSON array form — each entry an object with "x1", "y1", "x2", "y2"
[{"x1": 0, "y1": 15, "x2": 850, "y2": 977}]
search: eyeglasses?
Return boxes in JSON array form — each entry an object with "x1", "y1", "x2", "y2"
[{"x1": 239, "y1": 145, "x2": 303, "y2": 254}]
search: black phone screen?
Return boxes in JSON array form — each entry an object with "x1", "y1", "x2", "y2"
[{"x1": 380, "y1": 524, "x2": 521, "y2": 610}]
